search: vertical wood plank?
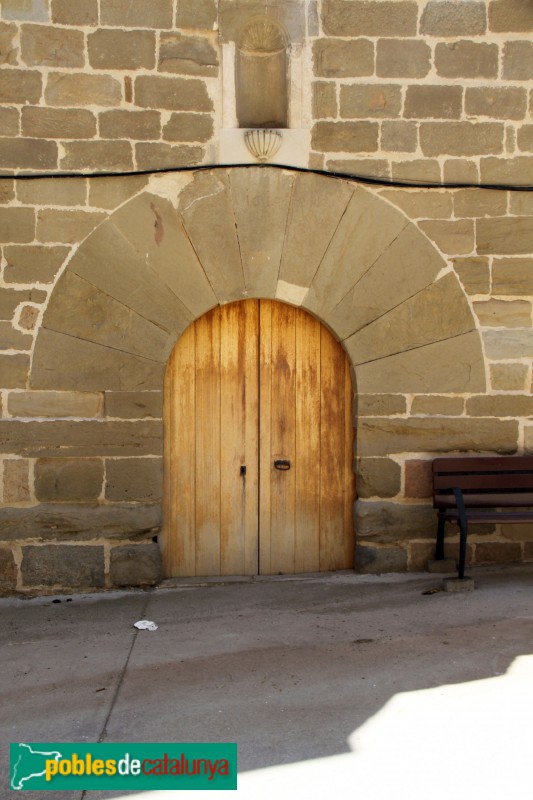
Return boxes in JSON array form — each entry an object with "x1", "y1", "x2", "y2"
[
  {"x1": 163, "y1": 322, "x2": 196, "y2": 576},
  {"x1": 319, "y1": 325, "x2": 346, "y2": 571},
  {"x1": 259, "y1": 300, "x2": 273, "y2": 574},
  {"x1": 269, "y1": 301, "x2": 297, "y2": 574},
  {"x1": 343, "y1": 357, "x2": 356, "y2": 567},
  {"x1": 220, "y1": 301, "x2": 259, "y2": 575},
  {"x1": 294, "y1": 309, "x2": 321, "y2": 572},
  {"x1": 195, "y1": 307, "x2": 221, "y2": 575}
]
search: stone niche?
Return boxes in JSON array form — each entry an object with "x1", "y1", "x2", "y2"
[{"x1": 236, "y1": 17, "x2": 288, "y2": 129}]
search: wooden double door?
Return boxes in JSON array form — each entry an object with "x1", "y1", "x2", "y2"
[{"x1": 163, "y1": 300, "x2": 354, "y2": 577}]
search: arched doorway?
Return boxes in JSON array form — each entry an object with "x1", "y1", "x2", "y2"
[{"x1": 162, "y1": 299, "x2": 355, "y2": 577}]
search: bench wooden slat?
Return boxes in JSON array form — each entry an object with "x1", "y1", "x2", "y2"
[
  {"x1": 433, "y1": 455, "x2": 533, "y2": 473},
  {"x1": 433, "y1": 473, "x2": 533, "y2": 492},
  {"x1": 434, "y1": 491, "x2": 533, "y2": 508}
]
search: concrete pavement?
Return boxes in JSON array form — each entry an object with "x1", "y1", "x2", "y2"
[{"x1": 2, "y1": 565, "x2": 532, "y2": 799}]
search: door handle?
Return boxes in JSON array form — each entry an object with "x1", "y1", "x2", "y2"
[{"x1": 274, "y1": 459, "x2": 291, "y2": 471}]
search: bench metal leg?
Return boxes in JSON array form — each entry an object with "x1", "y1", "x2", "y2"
[
  {"x1": 435, "y1": 513, "x2": 446, "y2": 560},
  {"x1": 452, "y1": 487, "x2": 468, "y2": 580}
]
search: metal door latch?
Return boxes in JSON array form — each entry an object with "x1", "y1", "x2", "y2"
[{"x1": 274, "y1": 459, "x2": 291, "y2": 471}]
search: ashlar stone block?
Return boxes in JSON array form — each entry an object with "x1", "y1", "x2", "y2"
[
  {"x1": 452, "y1": 257, "x2": 490, "y2": 295},
  {"x1": 490, "y1": 364, "x2": 528, "y2": 392},
  {"x1": 477, "y1": 217, "x2": 533, "y2": 255},
  {"x1": 51, "y1": 0, "x2": 98, "y2": 26},
  {"x1": 21, "y1": 107, "x2": 97, "y2": 140},
  {"x1": 311, "y1": 121, "x2": 379, "y2": 153},
  {"x1": 88, "y1": 30, "x2": 156, "y2": 71},
  {"x1": 0, "y1": 548, "x2": 17, "y2": 592},
  {"x1": 159, "y1": 33, "x2": 218, "y2": 77},
  {"x1": 110, "y1": 544, "x2": 162, "y2": 587},
  {"x1": 135, "y1": 75, "x2": 212, "y2": 112},
  {"x1": 100, "y1": 0, "x2": 173, "y2": 28},
  {"x1": 45, "y1": 73, "x2": 122, "y2": 108},
  {"x1": 376, "y1": 39, "x2": 430, "y2": 78},
  {"x1": 8, "y1": 391, "x2": 103, "y2": 418},
  {"x1": 104, "y1": 392, "x2": 163, "y2": 420},
  {"x1": 489, "y1": 0, "x2": 533, "y2": 32},
  {"x1": 3, "y1": 458, "x2": 30, "y2": 503},
  {"x1": 21, "y1": 545, "x2": 105, "y2": 588},
  {"x1": 36, "y1": 209, "x2": 105, "y2": 244},
  {"x1": 405, "y1": 86, "x2": 462, "y2": 119},
  {"x1": 16, "y1": 178, "x2": 87, "y2": 206},
  {"x1": 105, "y1": 457, "x2": 162, "y2": 502},
  {"x1": 135, "y1": 143, "x2": 204, "y2": 171},
  {"x1": 2, "y1": 0, "x2": 49, "y2": 22},
  {"x1": 0, "y1": 68, "x2": 42, "y2": 104},
  {"x1": 61, "y1": 141, "x2": 133, "y2": 172},
  {"x1": 35, "y1": 458, "x2": 104, "y2": 502},
  {"x1": 420, "y1": 122, "x2": 504, "y2": 157},
  {"x1": 322, "y1": 1, "x2": 418, "y2": 37},
  {"x1": 313, "y1": 38, "x2": 374, "y2": 78},
  {"x1": 465, "y1": 87, "x2": 527, "y2": 121},
  {"x1": 503, "y1": 41, "x2": 533, "y2": 80},
  {"x1": 162, "y1": 113, "x2": 213, "y2": 142},
  {"x1": 484, "y1": 329, "x2": 533, "y2": 360},
  {"x1": 420, "y1": 1, "x2": 486, "y2": 36},
  {"x1": 340, "y1": 84, "x2": 402, "y2": 119},
  {"x1": 435, "y1": 41, "x2": 498, "y2": 79},
  {"x1": 3, "y1": 244, "x2": 69, "y2": 284},
  {"x1": 356, "y1": 544, "x2": 407, "y2": 574},
  {"x1": 20, "y1": 24, "x2": 84, "y2": 68},
  {"x1": 0, "y1": 138, "x2": 57, "y2": 171},
  {"x1": 355, "y1": 500, "x2": 435, "y2": 543},
  {"x1": 466, "y1": 395, "x2": 533, "y2": 418},
  {"x1": 474, "y1": 299, "x2": 531, "y2": 328},
  {"x1": 176, "y1": 0, "x2": 217, "y2": 31},
  {"x1": 418, "y1": 219, "x2": 474, "y2": 255},
  {"x1": 356, "y1": 457, "x2": 401, "y2": 499}
]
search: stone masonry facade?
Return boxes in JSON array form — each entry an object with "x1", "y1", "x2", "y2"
[{"x1": 1, "y1": 0, "x2": 533, "y2": 593}]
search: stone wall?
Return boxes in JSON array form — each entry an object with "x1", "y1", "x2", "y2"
[{"x1": 1, "y1": 0, "x2": 533, "y2": 593}]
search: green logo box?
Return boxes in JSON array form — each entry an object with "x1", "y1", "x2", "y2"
[{"x1": 10, "y1": 742, "x2": 237, "y2": 791}]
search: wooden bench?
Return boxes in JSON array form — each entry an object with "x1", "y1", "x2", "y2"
[{"x1": 432, "y1": 456, "x2": 533, "y2": 579}]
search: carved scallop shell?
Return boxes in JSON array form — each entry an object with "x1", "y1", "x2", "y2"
[
  {"x1": 244, "y1": 129, "x2": 283, "y2": 162},
  {"x1": 239, "y1": 19, "x2": 287, "y2": 53}
]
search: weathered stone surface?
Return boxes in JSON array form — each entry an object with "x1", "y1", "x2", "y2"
[
  {"x1": 0, "y1": 108, "x2": 19, "y2": 137},
  {"x1": 466, "y1": 395, "x2": 533, "y2": 418},
  {"x1": 474, "y1": 299, "x2": 531, "y2": 327},
  {"x1": 0, "y1": 68, "x2": 42, "y2": 103},
  {"x1": 36, "y1": 209, "x2": 105, "y2": 243},
  {"x1": 356, "y1": 544, "x2": 407, "y2": 574},
  {"x1": 111, "y1": 191, "x2": 216, "y2": 319},
  {"x1": 380, "y1": 189, "x2": 453, "y2": 219},
  {"x1": 500, "y1": 523, "x2": 533, "y2": 542},
  {"x1": 135, "y1": 75, "x2": 212, "y2": 111},
  {"x1": 105, "y1": 457, "x2": 162, "y2": 502},
  {"x1": 526, "y1": 543, "x2": 533, "y2": 560},
  {"x1": 477, "y1": 217, "x2": 533, "y2": 255},
  {"x1": 503, "y1": 41, "x2": 533, "y2": 80},
  {"x1": 0, "y1": 548, "x2": 17, "y2": 592},
  {"x1": 380, "y1": 121, "x2": 417, "y2": 153},
  {"x1": 358, "y1": 417, "x2": 518, "y2": 458},
  {"x1": 35, "y1": 458, "x2": 104, "y2": 502},
  {"x1": 490, "y1": 364, "x2": 528, "y2": 392},
  {"x1": 88, "y1": 29, "x2": 156, "y2": 71},
  {"x1": 420, "y1": 122, "x2": 504, "y2": 157},
  {"x1": 483, "y1": 328, "x2": 533, "y2": 359},
  {"x1": 0, "y1": 322, "x2": 32, "y2": 350},
  {"x1": 355, "y1": 500, "x2": 435, "y2": 542},
  {"x1": 16, "y1": 178, "x2": 87, "y2": 206},
  {"x1": 312, "y1": 82, "x2": 337, "y2": 119},
  {"x1": 3, "y1": 458, "x2": 30, "y2": 503},
  {"x1": 18, "y1": 305, "x2": 39, "y2": 330},
  {"x1": 465, "y1": 87, "x2": 527, "y2": 120},
  {"x1": 51, "y1": 0, "x2": 98, "y2": 25},
  {"x1": 326, "y1": 159, "x2": 390, "y2": 179},
  {"x1": 21, "y1": 107, "x2": 96, "y2": 140},
  {"x1": 0, "y1": 21, "x2": 18, "y2": 65},
  {"x1": 135, "y1": 143, "x2": 204, "y2": 170},
  {"x1": 340, "y1": 84, "x2": 401, "y2": 119},
  {"x1": 0, "y1": 503, "x2": 161, "y2": 541},
  {"x1": 489, "y1": 0, "x2": 533, "y2": 32},
  {"x1": 32, "y1": 329, "x2": 165, "y2": 391},
  {"x1": 391, "y1": 160, "x2": 442, "y2": 183},
  {"x1": 21, "y1": 545, "x2": 105, "y2": 588},
  {"x1": 525, "y1": 426, "x2": 533, "y2": 453},
  {"x1": 162, "y1": 113, "x2": 213, "y2": 142},
  {"x1": 435, "y1": 41, "x2": 498, "y2": 79},
  {"x1": 100, "y1": 110, "x2": 161, "y2": 142},
  {"x1": 311, "y1": 121, "x2": 378, "y2": 153},
  {"x1": 480, "y1": 157, "x2": 533, "y2": 185},
  {"x1": 105, "y1": 392, "x2": 163, "y2": 420},
  {"x1": 159, "y1": 33, "x2": 218, "y2": 77},
  {"x1": 66, "y1": 220, "x2": 193, "y2": 334},
  {"x1": 418, "y1": 219, "x2": 474, "y2": 255},
  {"x1": 61, "y1": 141, "x2": 133, "y2": 172},
  {"x1": 3, "y1": 244, "x2": 68, "y2": 284},
  {"x1": 0, "y1": 138, "x2": 57, "y2": 170},
  {"x1": 110, "y1": 544, "x2": 162, "y2": 587},
  {"x1": 45, "y1": 72, "x2": 122, "y2": 107},
  {"x1": 421, "y1": 1, "x2": 486, "y2": 35},
  {"x1": 178, "y1": 171, "x2": 244, "y2": 301},
  {"x1": 405, "y1": 86, "x2": 462, "y2": 119},
  {"x1": 100, "y1": 0, "x2": 173, "y2": 28},
  {"x1": 305, "y1": 187, "x2": 407, "y2": 320},
  {"x1": 356, "y1": 457, "x2": 401, "y2": 499},
  {"x1": 0, "y1": 355, "x2": 30, "y2": 388},
  {"x1": 453, "y1": 188, "x2": 507, "y2": 218},
  {"x1": 279, "y1": 171, "x2": 353, "y2": 289},
  {"x1": 43, "y1": 271, "x2": 173, "y2": 362},
  {"x1": 345, "y1": 274, "x2": 475, "y2": 365},
  {"x1": 443, "y1": 159, "x2": 479, "y2": 184},
  {"x1": 0, "y1": 418, "x2": 163, "y2": 457},
  {"x1": 20, "y1": 23, "x2": 84, "y2": 68},
  {"x1": 8, "y1": 391, "x2": 103, "y2": 418},
  {"x1": 322, "y1": 1, "x2": 417, "y2": 36},
  {"x1": 358, "y1": 394, "x2": 406, "y2": 416},
  {"x1": 2, "y1": 0, "x2": 49, "y2": 21},
  {"x1": 176, "y1": 0, "x2": 217, "y2": 30},
  {"x1": 0, "y1": 287, "x2": 45, "y2": 319},
  {"x1": 376, "y1": 39, "x2": 430, "y2": 78},
  {"x1": 404, "y1": 459, "x2": 433, "y2": 499},
  {"x1": 410, "y1": 396, "x2": 464, "y2": 416},
  {"x1": 475, "y1": 542, "x2": 522, "y2": 564},
  {"x1": 0, "y1": 207, "x2": 35, "y2": 243},
  {"x1": 88, "y1": 176, "x2": 149, "y2": 210},
  {"x1": 452, "y1": 257, "x2": 490, "y2": 294},
  {"x1": 229, "y1": 168, "x2": 294, "y2": 297},
  {"x1": 517, "y1": 126, "x2": 533, "y2": 153},
  {"x1": 0, "y1": 179, "x2": 15, "y2": 204},
  {"x1": 313, "y1": 38, "x2": 374, "y2": 78}
]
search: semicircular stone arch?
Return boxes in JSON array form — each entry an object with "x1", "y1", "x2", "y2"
[{"x1": 31, "y1": 166, "x2": 485, "y2": 397}]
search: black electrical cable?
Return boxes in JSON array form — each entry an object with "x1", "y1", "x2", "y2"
[{"x1": 1, "y1": 160, "x2": 532, "y2": 191}]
